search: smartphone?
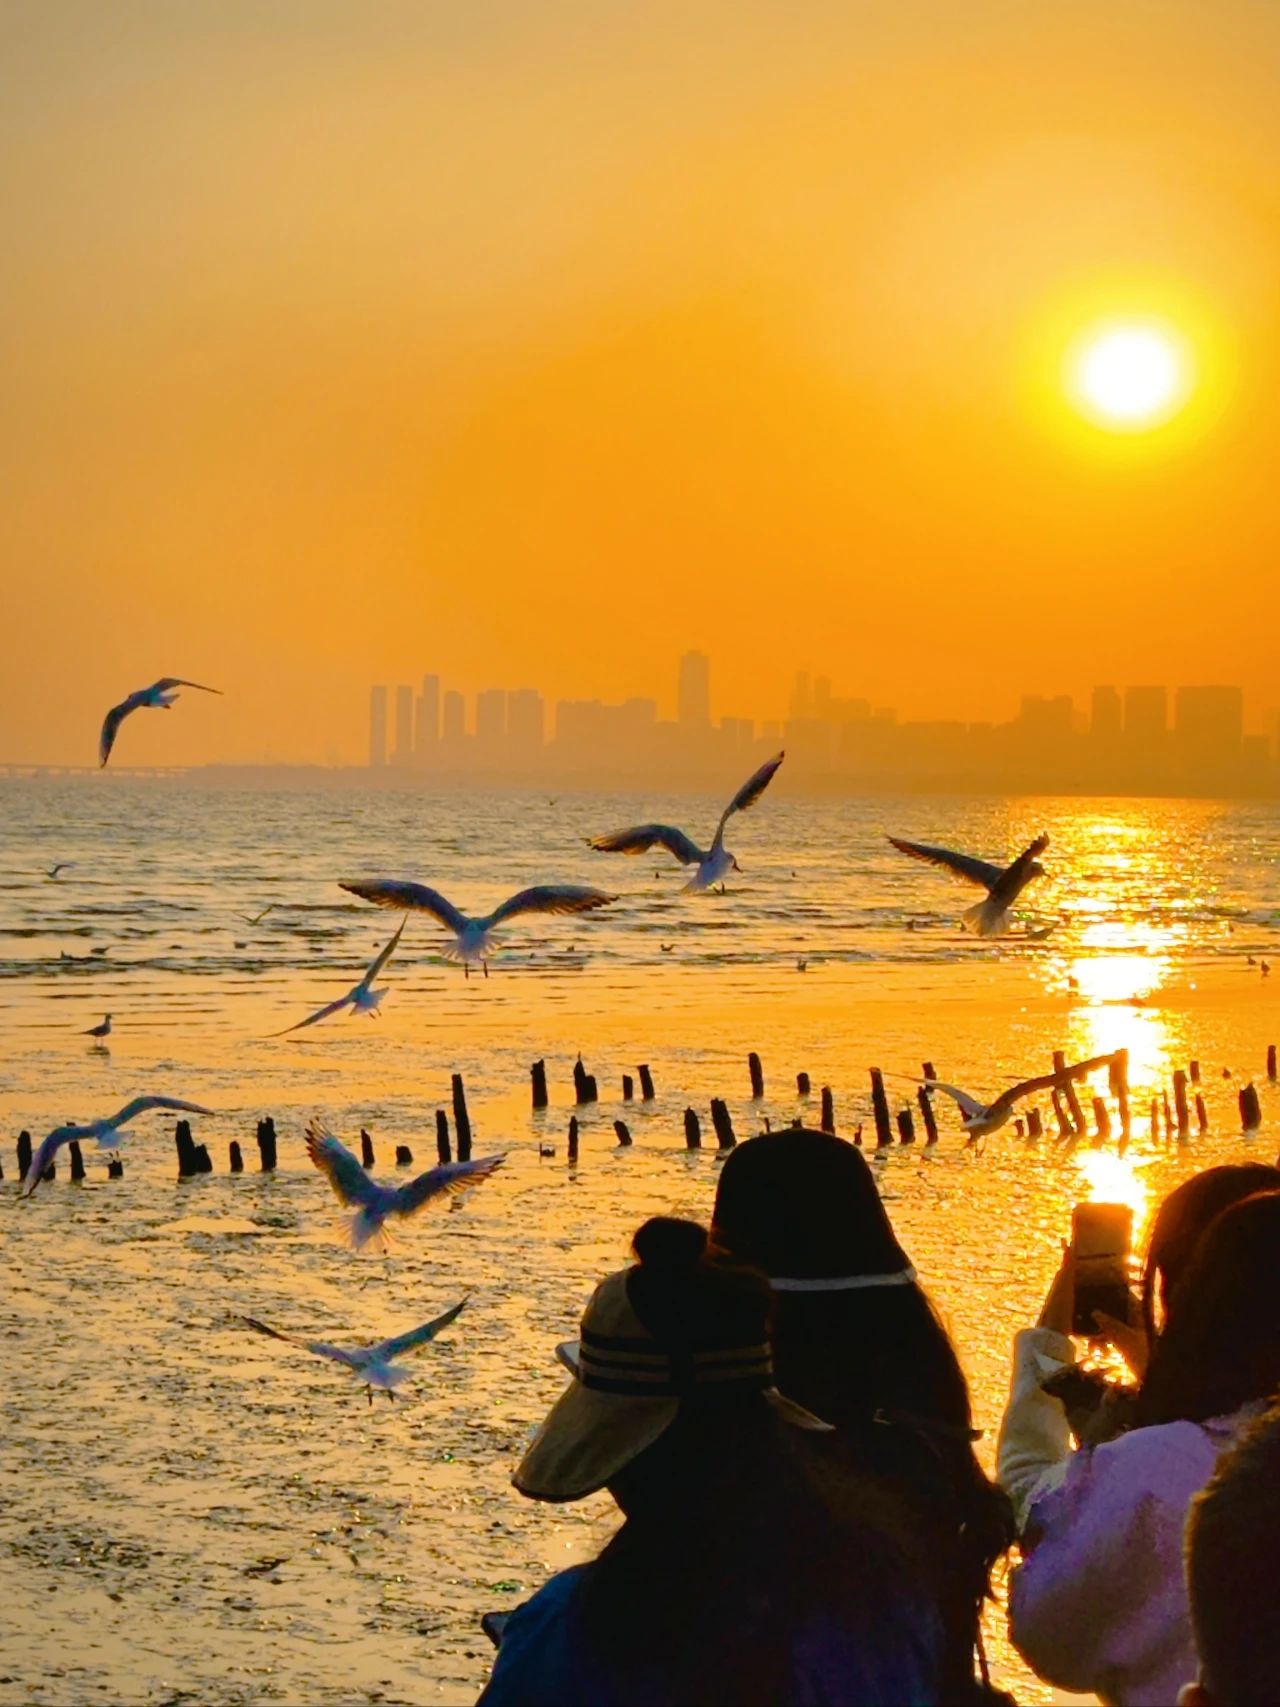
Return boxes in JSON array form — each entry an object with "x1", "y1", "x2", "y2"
[{"x1": 1071, "y1": 1201, "x2": 1133, "y2": 1336}]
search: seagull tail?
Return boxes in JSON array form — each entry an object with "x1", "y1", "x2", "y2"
[
  {"x1": 962, "y1": 898, "x2": 1009, "y2": 939},
  {"x1": 347, "y1": 1208, "x2": 390, "y2": 1254},
  {"x1": 365, "y1": 1363, "x2": 413, "y2": 1392}
]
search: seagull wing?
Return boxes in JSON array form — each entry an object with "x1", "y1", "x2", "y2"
[
  {"x1": 987, "y1": 1052, "x2": 1117, "y2": 1120},
  {"x1": 106, "y1": 1095, "x2": 216, "y2": 1128},
  {"x1": 272, "y1": 991, "x2": 356, "y2": 1035},
  {"x1": 485, "y1": 887, "x2": 617, "y2": 928},
  {"x1": 20, "y1": 1127, "x2": 77, "y2": 1197},
  {"x1": 587, "y1": 825, "x2": 705, "y2": 865},
  {"x1": 886, "y1": 837, "x2": 1005, "y2": 892},
  {"x1": 712, "y1": 750, "x2": 785, "y2": 848},
  {"x1": 340, "y1": 880, "x2": 470, "y2": 934},
  {"x1": 370, "y1": 1298, "x2": 469, "y2": 1363},
  {"x1": 359, "y1": 916, "x2": 406, "y2": 989},
  {"x1": 150, "y1": 678, "x2": 223, "y2": 695},
  {"x1": 99, "y1": 694, "x2": 144, "y2": 767},
  {"x1": 238, "y1": 1317, "x2": 357, "y2": 1368},
  {"x1": 390, "y1": 1154, "x2": 506, "y2": 1219},
  {"x1": 305, "y1": 1121, "x2": 381, "y2": 1209},
  {"x1": 920, "y1": 1079, "x2": 989, "y2": 1120}
]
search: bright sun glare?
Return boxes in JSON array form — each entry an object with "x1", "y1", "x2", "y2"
[{"x1": 1067, "y1": 322, "x2": 1192, "y2": 431}]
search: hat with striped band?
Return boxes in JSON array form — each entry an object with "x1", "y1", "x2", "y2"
[{"x1": 514, "y1": 1220, "x2": 830, "y2": 1503}]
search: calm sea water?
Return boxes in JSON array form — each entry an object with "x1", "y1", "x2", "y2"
[{"x1": 2, "y1": 781, "x2": 1279, "y2": 1705}]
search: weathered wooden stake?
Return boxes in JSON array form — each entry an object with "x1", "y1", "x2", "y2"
[
  {"x1": 1052, "y1": 1088, "x2": 1072, "y2": 1141},
  {"x1": 1162, "y1": 1090, "x2": 1175, "y2": 1140},
  {"x1": 897, "y1": 1107, "x2": 916, "y2": 1145},
  {"x1": 797, "y1": 1072, "x2": 811, "y2": 1097},
  {"x1": 1173, "y1": 1071, "x2": 1190, "y2": 1138},
  {"x1": 452, "y1": 1074, "x2": 472, "y2": 1162},
  {"x1": 748, "y1": 1053, "x2": 764, "y2": 1099},
  {"x1": 395, "y1": 1145, "x2": 413, "y2": 1166},
  {"x1": 923, "y1": 1061, "x2": 937, "y2": 1082},
  {"x1": 176, "y1": 1119, "x2": 197, "y2": 1179},
  {"x1": 919, "y1": 1087, "x2": 940, "y2": 1145},
  {"x1": 229, "y1": 1141, "x2": 243, "y2": 1173},
  {"x1": 1092, "y1": 1097, "x2": 1112, "y2": 1141},
  {"x1": 638, "y1": 1064, "x2": 655, "y2": 1101},
  {"x1": 573, "y1": 1059, "x2": 598, "y2": 1105},
  {"x1": 531, "y1": 1060, "x2": 548, "y2": 1111},
  {"x1": 1110, "y1": 1050, "x2": 1131, "y2": 1141},
  {"x1": 69, "y1": 1140, "x2": 85, "y2": 1182},
  {"x1": 1149, "y1": 1098, "x2": 1160, "y2": 1142},
  {"x1": 1026, "y1": 1108, "x2": 1044, "y2": 1140},
  {"x1": 567, "y1": 1116, "x2": 579, "y2": 1165},
  {"x1": 1268, "y1": 1044, "x2": 1277, "y2": 1082},
  {"x1": 870, "y1": 1069, "x2": 893, "y2": 1149},
  {"x1": 1014, "y1": 1118, "x2": 1025, "y2": 1139},
  {"x1": 1240, "y1": 1084, "x2": 1262, "y2": 1132},
  {"x1": 1054, "y1": 1051, "x2": 1087, "y2": 1136},
  {"x1": 622, "y1": 1074, "x2": 634, "y2": 1102},
  {"x1": 360, "y1": 1128, "x2": 375, "y2": 1168},
  {"x1": 1189, "y1": 1059, "x2": 1201, "y2": 1085},
  {"x1": 710, "y1": 1098, "x2": 736, "y2": 1150},
  {"x1": 614, "y1": 1119, "x2": 632, "y2": 1147},
  {"x1": 256, "y1": 1116, "x2": 277, "y2": 1172},
  {"x1": 1195, "y1": 1094, "x2": 1209, "y2": 1134},
  {"x1": 683, "y1": 1108, "x2": 702, "y2": 1150},
  {"x1": 820, "y1": 1086, "x2": 835, "y2": 1135},
  {"x1": 107, "y1": 1157, "x2": 123, "y2": 1178},
  {"x1": 17, "y1": 1131, "x2": 32, "y2": 1179},
  {"x1": 436, "y1": 1109, "x2": 452, "y2": 1165}
]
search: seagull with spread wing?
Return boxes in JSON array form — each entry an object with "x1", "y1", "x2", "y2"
[
  {"x1": 239, "y1": 1297, "x2": 468, "y2": 1404},
  {"x1": 897, "y1": 1052, "x2": 1117, "y2": 1139},
  {"x1": 241, "y1": 905, "x2": 274, "y2": 927},
  {"x1": 46, "y1": 863, "x2": 73, "y2": 880},
  {"x1": 587, "y1": 750, "x2": 785, "y2": 894},
  {"x1": 99, "y1": 677, "x2": 222, "y2": 767},
  {"x1": 20, "y1": 1094, "x2": 216, "y2": 1196},
  {"x1": 273, "y1": 918, "x2": 405, "y2": 1036},
  {"x1": 305, "y1": 1121, "x2": 505, "y2": 1249},
  {"x1": 337, "y1": 881, "x2": 615, "y2": 977},
  {"x1": 887, "y1": 832, "x2": 1050, "y2": 937}
]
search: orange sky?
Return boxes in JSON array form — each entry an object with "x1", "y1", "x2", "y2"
[{"x1": 3, "y1": 0, "x2": 1280, "y2": 765}]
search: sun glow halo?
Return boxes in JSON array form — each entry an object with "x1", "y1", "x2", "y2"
[{"x1": 1067, "y1": 322, "x2": 1192, "y2": 431}]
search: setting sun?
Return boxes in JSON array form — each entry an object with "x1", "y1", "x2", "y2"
[{"x1": 1067, "y1": 322, "x2": 1193, "y2": 431}]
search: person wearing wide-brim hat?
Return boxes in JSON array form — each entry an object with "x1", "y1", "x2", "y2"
[
  {"x1": 711, "y1": 1129, "x2": 1015, "y2": 1706},
  {"x1": 479, "y1": 1215, "x2": 944, "y2": 1707}
]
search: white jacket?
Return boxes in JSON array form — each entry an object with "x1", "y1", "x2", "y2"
[{"x1": 997, "y1": 1327, "x2": 1258, "y2": 1707}]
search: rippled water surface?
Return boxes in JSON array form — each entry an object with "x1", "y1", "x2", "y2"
[{"x1": 2, "y1": 781, "x2": 1279, "y2": 1704}]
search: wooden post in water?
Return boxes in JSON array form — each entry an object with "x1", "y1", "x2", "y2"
[
  {"x1": 622, "y1": 1074, "x2": 634, "y2": 1102},
  {"x1": 531, "y1": 1060, "x2": 548, "y2": 1111},
  {"x1": 797, "y1": 1072, "x2": 811, "y2": 1097},
  {"x1": 1173, "y1": 1071, "x2": 1190, "y2": 1138},
  {"x1": 919, "y1": 1088, "x2": 939, "y2": 1145},
  {"x1": 1092, "y1": 1097, "x2": 1112, "y2": 1141},
  {"x1": 870, "y1": 1070, "x2": 893, "y2": 1149},
  {"x1": 436, "y1": 1110, "x2": 451, "y2": 1165},
  {"x1": 1109, "y1": 1050, "x2": 1131, "y2": 1143},
  {"x1": 1189, "y1": 1059, "x2": 1201, "y2": 1085},
  {"x1": 107, "y1": 1157, "x2": 123, "y2": 1178},
  {"x1": 638, "y1": 1064, "x2": 655, "y2": 1101},
  {"x1": 176, "y1": 1119, "x2": 197, "y2": 1179},
  {"x1": 567, "y1": 1116, "x2": 579, "y2": 1165},
  {"x1": 820, "y1": 1087, "x2": 835, "y2": 1135},
  {"x1": 710, "y1": 1099, "x2": 736, "y2": 1150},
  {"x1": 69, "y1": 1140, "x2": 85, "y2": 1182},
  {"x1": 852, "y1": 1122, "x2": 864, "y2": 1147},
  {"x1": 1196, "y1": 1094, "x2": 1209, "y2": 1134},
  {"x1": 256, "y1": 1117, "x2": 277, "y2": 1172},
  {"x1": 1054, "y1": 1051, "x2": 1087, "y2": 1136},
  {"x1": 1268, "y1": 1044, "x2": 1277, "y2": 1082},
  {"x1": 452, "y1": 1074, "x2": 472, "y2": 1162},
  {"x1": 1240, "y1": 1084, "x2": 1262, "y2": 1132},
  {"x1": 614, "y1": 1119, "x2": 632, "y2": 1147},
  {"x1": 1149, "y1": 1099, "x2": 1160, "y2": 1142},
  {"x1": 748, "y1": 1053, "x2": 764, "y2": 1099},
  {"x1": 683, "y1": 1108, "x2": 702, "y2": 1150},
  {"x1": 1026, "y1": 1108, "x2": 1044, "y2": 1140},
  {"x1": 229, "y1": 1141, "x2": 244, "y2": 1174},
  {"x1": 17, "y1": 1131, "x2": 32, "y2": 1180},
  {"x1": 1162, "y1": 1090, "x2": 1175, "y2": 1140},
  {"x1": 395, "y1": 1145, "x2": 413, "y2": 1166},
  {"x1": 360, "y1": 1129, "x2": 375, "y2": 1168},
  {"x1": 923, "y1": 1061, "x2": 937, "y2": 1083},
  {"x1": 573, "y1": 1059, "x2": 598, "y2": 1105},
  {"x1": 1052, "y1": 1088, "x2": 1072, "y2": 1141},
  {"x1": 897, "y1": 1107, "x2": 916, "y2": 1145}
]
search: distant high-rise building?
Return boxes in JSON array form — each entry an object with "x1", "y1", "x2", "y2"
[
  {"x1": 1124, "y1": 686, "x2": 1168, "y2": 745},
  {"x1": 1091, "y1": 686, "x2": 1122, "y2": 740},
  {"x1": 475, "y1": 689, "x2": 507, "y2": 744},
  {"x1": 677, "y1": 651, "x2": 711, "y2": 727},
  {"x1": 507, "y1": 688, "x2": 544, "y2": 751},
  {"x1": 790, "y1": 672, "x2": 811, "y2": 719},
  {"x1": 392, "y1": 685, "x2": 414, "y2": 766},
  {"x1": 814, "y1": 676, "x2": 831, "y2": 715},
  {"x1": 1174, "y1": 686, "x2": 1243, "y2": 768},
  {"x1": 368, "y1": 686, "x2": 388, "y2": 768},
  {"x1": 1018, "y1": 694, "x2": 1073, "y2": 735},
  {"x1": 415, "y1": 673, "x2": 440, "y2": 759},
  {"x1": 442, "y1": 689, "x2": 465, "y2": 745}
]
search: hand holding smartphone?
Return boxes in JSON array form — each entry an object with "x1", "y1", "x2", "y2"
[{"x1": 1070, "y1": 1201, "x2": 1133, "y2": 1337}]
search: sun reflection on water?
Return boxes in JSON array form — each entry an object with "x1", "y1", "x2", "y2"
[{"x1": 1071, "y1": 1148, "x2": 1154, "y2": 1244}]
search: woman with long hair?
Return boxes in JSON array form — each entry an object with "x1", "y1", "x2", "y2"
[
  {"x1": 479, "y1": 1215, "x2": 942, "y2": 1707},
  {"x1": 1000, "y1": 1187, "x2": 1280, "y2": 1706},
  {"x1": 710, "y1": 1128, "x2": 1014, "y2": 1705}
]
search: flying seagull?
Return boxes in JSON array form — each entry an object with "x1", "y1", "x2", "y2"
[
  {"x1": 887, "y1": 833, "x2": 1050, "y2": 937},
  {"x1": 305, "y1": 1121, "x2": 505, "y2": 1249},
  {"x1": 898, "y1": 1053, "x2": 1118, "y2": 1139},
  {"x1": 46, "y1": 863, "x2": 73, "y2": 880},
  {"x1": 21, "y1": 1094, "x2": 216, "y2": 1197},
  {"x1": 241, "y1": 905, "x2": 274, "y2": 927},
  {"x1": 239, "y1": 1298, "x2": 468, "y2": 1404},
  {"x1": 83, "y1": 1013, "x2": 112, "y2": 1040},
  {"x1": 587, "y1": 751, "x2": 785, "y2": 893},
  {"x1": 99, "y1": 677, "x2": 222, "y2": 767},
  {"x1": 273, "y1": 918, "x2": 405, "y2": 1036},
  {"x1": 337, "y1": 881, "x2": 615, "y2": 977}
]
